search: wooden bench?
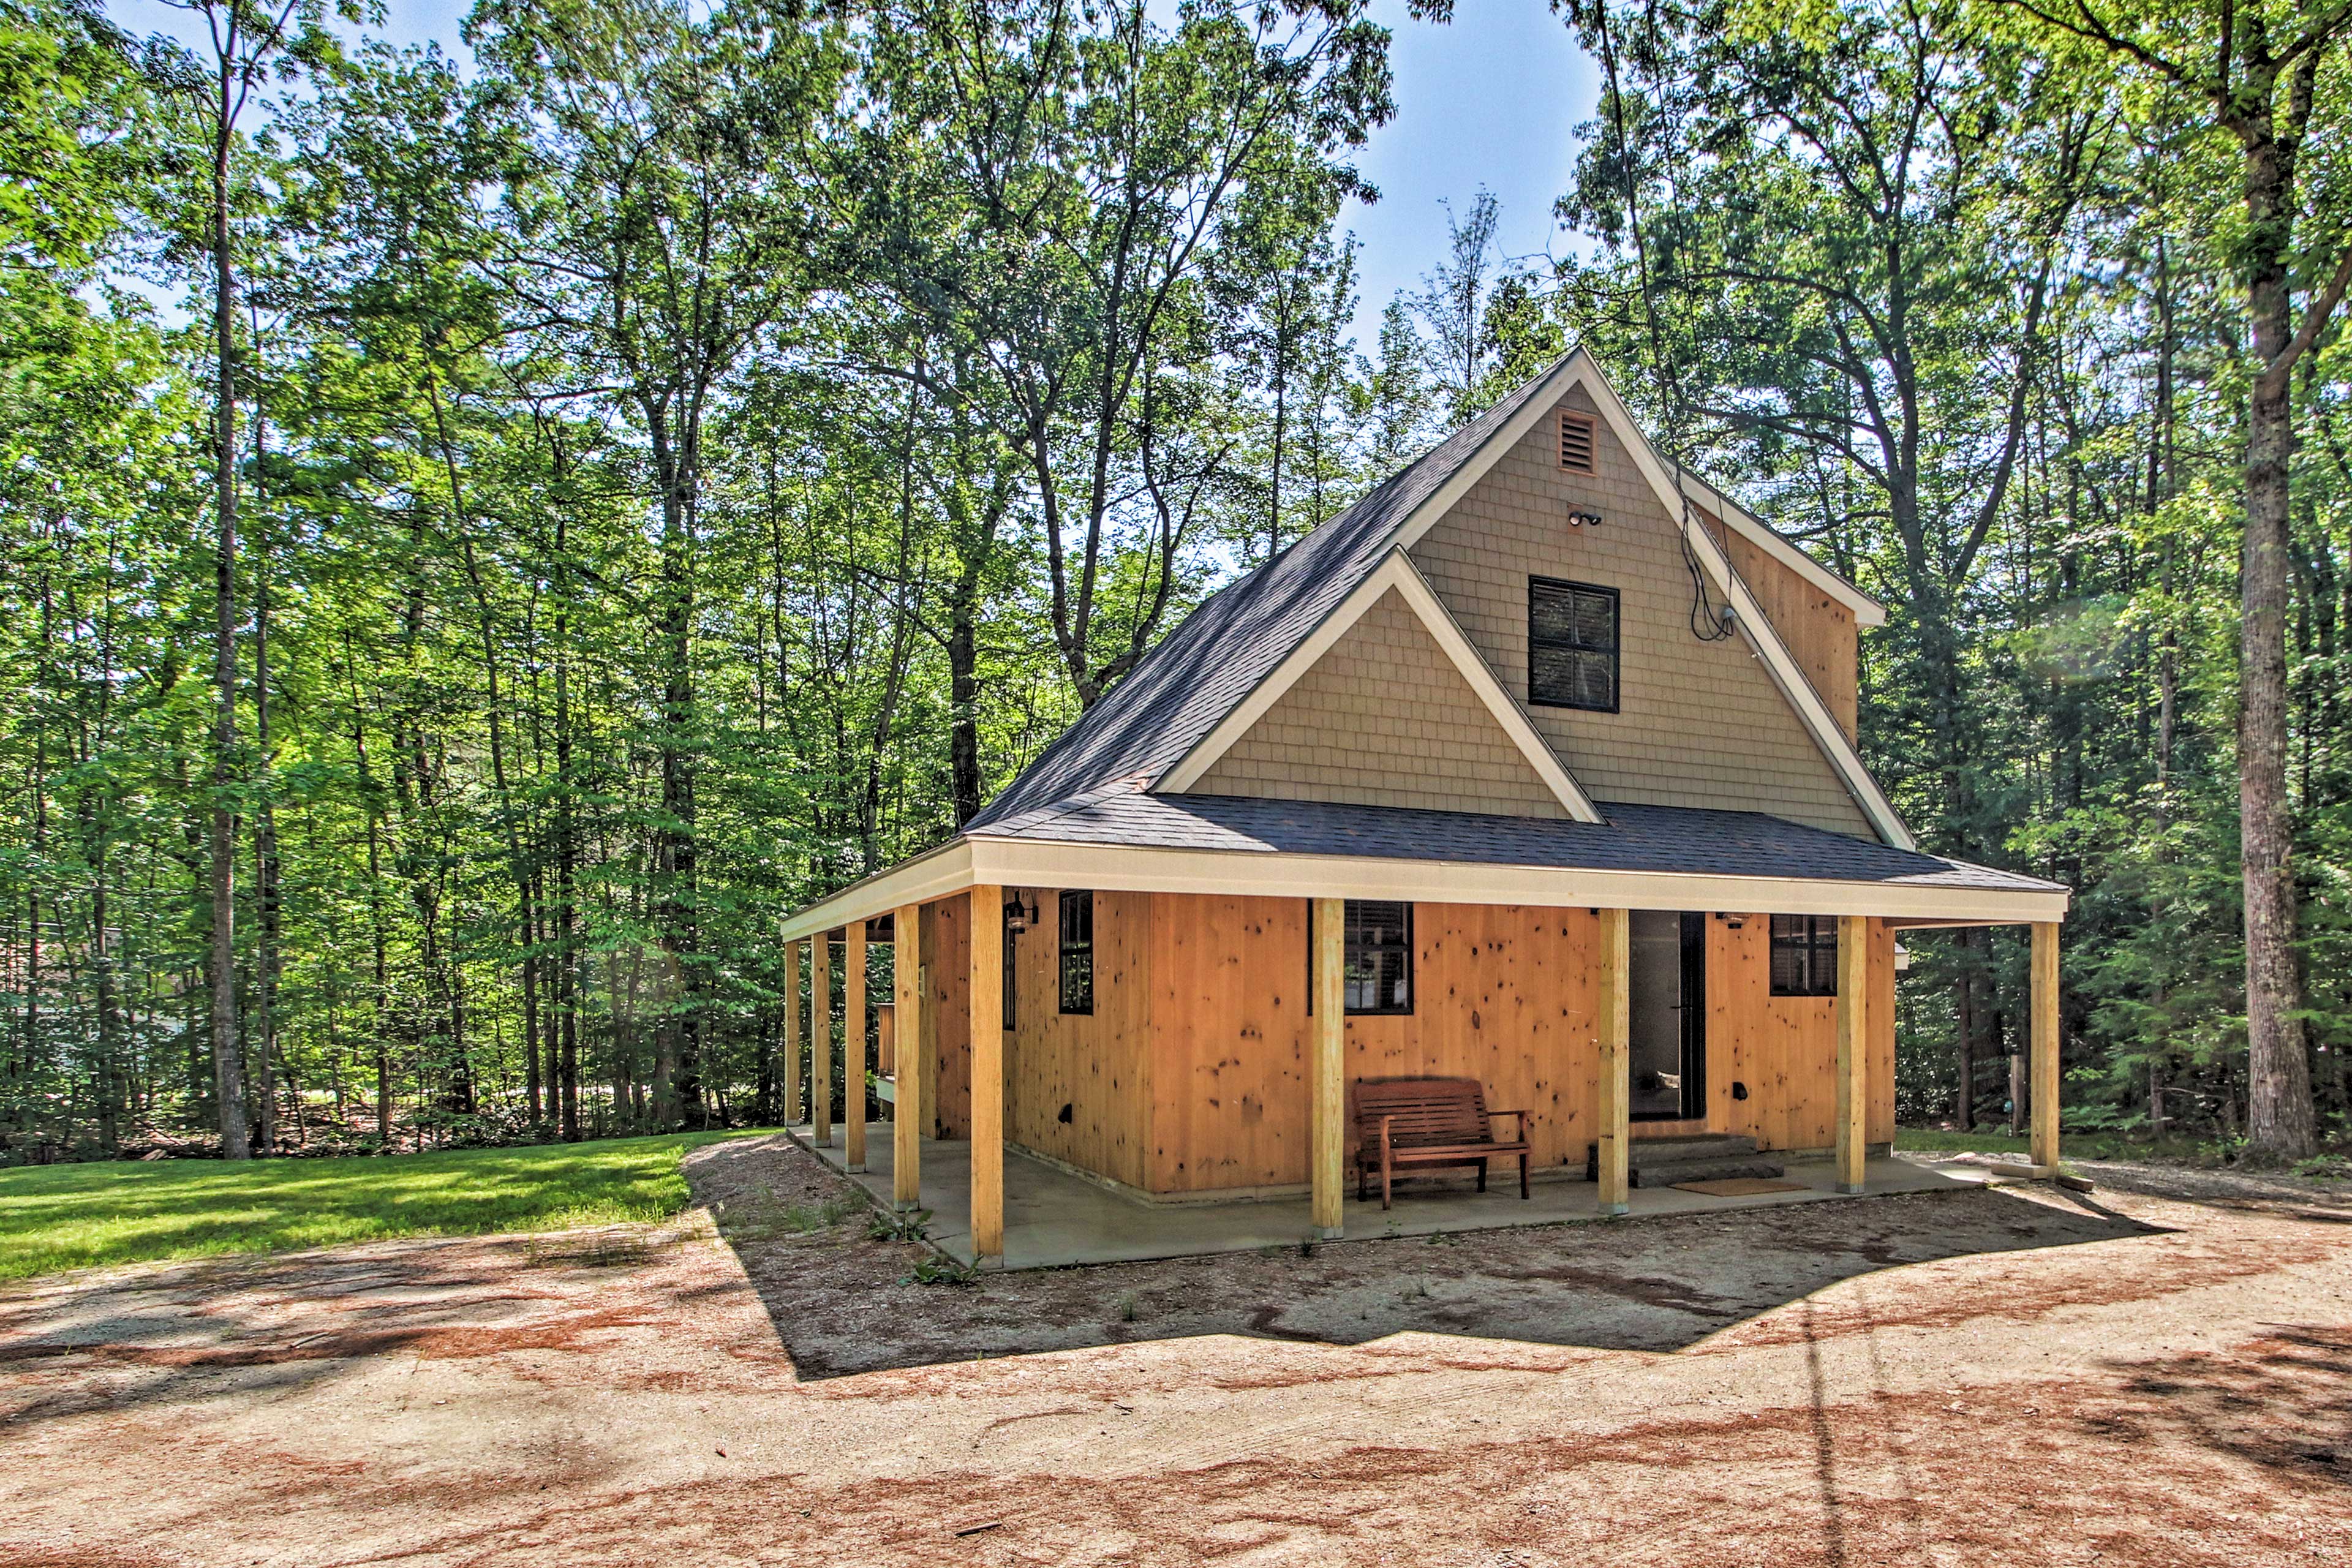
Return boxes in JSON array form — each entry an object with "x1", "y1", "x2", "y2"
[{"x1": 1351, "y1": 1076, "x2": 1531, "y2": 1210}]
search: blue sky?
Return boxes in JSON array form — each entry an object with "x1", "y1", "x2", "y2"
[{"x1": 118, "y1": 0, "x2": 1599, "y2": 352}]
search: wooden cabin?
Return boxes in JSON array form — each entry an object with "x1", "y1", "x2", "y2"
[{"x1": 781, "y1": 350, "x2": 2069, "y2": 1264}]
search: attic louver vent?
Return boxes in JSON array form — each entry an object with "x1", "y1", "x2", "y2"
[{"x1": 1558, "y1": 410, "x2": 1597, "y2": 473}]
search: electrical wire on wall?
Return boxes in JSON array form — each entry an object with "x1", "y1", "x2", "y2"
[{"x1": 1589, "y1": 1, "x2": 1736, "y2": 643}]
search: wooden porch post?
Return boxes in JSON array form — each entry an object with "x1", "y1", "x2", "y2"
[
  {"x1": 1596, "y1": 907, "x2": 1630, "y2": 1216},
  {"x1": 845, "y1": 920, "x2": 867, "y2": 1172},
  {"x1": 1835, "y1": 915, "x2": 1869, "y2": 1194},
  {"x1": 892, "y1": 902, "x2": 923, "y2": 1210},
  {"x1": 782, "y1": 940, "x2": 802, "y2": 1125},
  {"x1": 812, "y1": 932, "x2": 833, "y2": 1147},
  {"x1": 1311, "y1": 897, "x2": 1345, "y2": 1239},
  {"x1": 968, "y1": 885, "x2": 1005, "y2": 1262},
  {"x1": 2031, "y1": 921, "x2": 2060, "y2": 1173}
]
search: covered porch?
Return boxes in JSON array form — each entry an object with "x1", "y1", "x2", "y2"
[
  {"x1": 776, "y1": 804, "x2": 2069, "y2": 1270},
  {"x1": 786, "y1": 1122, "x2": 1989, "y2": 1270}
]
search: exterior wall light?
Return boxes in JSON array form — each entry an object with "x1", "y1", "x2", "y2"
[{"x1": 1568, "y1": 508, "x2": 1605, "y2": 527}]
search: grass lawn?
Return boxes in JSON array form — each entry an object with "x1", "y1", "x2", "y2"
[
  {"x1": 0, "y1": 1131, "x2": 768, "y2": 1283},
  {"x1": 1893, "y1": 1127, "x2": 2033, "y2": 1155}
]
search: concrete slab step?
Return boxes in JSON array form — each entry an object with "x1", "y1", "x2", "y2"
[
  {"x1": 1585, "y1": 1134, "x2": 1776, "y2": 1185},
  {"x1": 1626, "y1": 1158, "x2": 1788, "y2": 1189}
]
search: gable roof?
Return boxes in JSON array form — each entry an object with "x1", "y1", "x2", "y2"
[
  {"x1": 1157, "y1": 550, "x2": 1600, "y2": 820},
  {"x1": 970, "y1": 349, "x2": 1910, "y2": 846},
  {"x1": 968, "y1": 358, "x2": 1578, "y2": 831}
]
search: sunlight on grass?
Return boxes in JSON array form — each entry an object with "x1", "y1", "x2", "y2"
[
  {"x1": 0, "y1": 1131, "x2": 769, "y2": 1282},
  {"x1": 1894, "y1": 1128, "x2": 2032, "y2": 1155}
]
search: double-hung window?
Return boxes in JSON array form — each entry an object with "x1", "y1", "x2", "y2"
[{"x1": 1529, "y1": 577, "x2": 1619, "y2": 712}]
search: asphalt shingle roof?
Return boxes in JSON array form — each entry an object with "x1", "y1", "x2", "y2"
[
  {"x1": 973, "y1": 790, "x2": 2062, "y2": 894},
  {"x1": 950, "y1": 356, "x2": 2054, "y2": 899},
  {"x1": 967, "y1": 366, "x2": 1564, "y2": 831}
]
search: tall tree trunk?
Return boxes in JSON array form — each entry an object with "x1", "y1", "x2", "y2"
[
  {"x1": 206, "y1": 49, "x2": 251, "y2": 1161},
  {"x1": 2234, "y1": 75, "x2": 2318, "y2": 1161}
]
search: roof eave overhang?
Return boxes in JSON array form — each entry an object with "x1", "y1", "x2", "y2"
[{"x1": 779, "y1": 833, "x2": 2070, "y2": 938}]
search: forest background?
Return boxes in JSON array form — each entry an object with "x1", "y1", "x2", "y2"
[{"x1": 2, "y1": 0, "x2": 2346, "y2": 1164}]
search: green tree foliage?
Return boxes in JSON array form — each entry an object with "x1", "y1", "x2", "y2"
[{"x1": 0, "y1": 0, "x2": 2343, "y2": 1163}]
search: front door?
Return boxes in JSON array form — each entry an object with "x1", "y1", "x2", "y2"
[{"x1": 1629, "y1": 911, "x2": 1706, "y2": 1121}]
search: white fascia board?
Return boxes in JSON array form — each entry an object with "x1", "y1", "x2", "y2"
[
  {"x1": 1674, "y1": 470, "x2": 1886, "y2": 628},
  {"x1": 778, "y1": 839, "x2": 974, "y2": 943},
  {"x1": 1155, "y1": 551, "x2": 1603, "y2": 823},
  {"x1": 967, "y1": 835, "x2": 2070, "y2": 925},
  {"x1": 1566, "y1": 363, "x2": 1919, "y2": 851}
]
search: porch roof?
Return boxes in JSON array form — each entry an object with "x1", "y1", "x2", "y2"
[{"x1": 779, "y1": 791, "x2": 2068, "y2": 941}]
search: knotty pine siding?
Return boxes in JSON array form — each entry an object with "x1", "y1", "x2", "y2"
[
  {"x1": 1191, "y1": 586, "x2": 1570, "y2": 818},
  {"x1": 912, "y1": 889, "x2": 1896, "y2": 1194},
  {"x1": 1001, "y1": 889, "x2": 1152, "y2": 1188},
  {"x1": 1408, "y1": 384, "x2": 1875, "y2": 835},
  {"x1": 1139, "y1": 894, "x2": 1896, "y2": 1194}
]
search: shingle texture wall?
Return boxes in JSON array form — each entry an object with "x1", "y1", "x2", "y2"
[
  {"x1": 1409, "y1": 386, "x2": 1875, "y2": 835},
  {"x1": 1193, "y1": 587, "x2": 1572, "y2": 819}
]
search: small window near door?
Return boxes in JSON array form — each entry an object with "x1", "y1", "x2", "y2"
[
  {"x1": 1770, "y1": 914, "x2": 1839, "y2": 997},
  {"x1": 1058, "y1": 891, "x2": 1094, "y2": 1015},
  {"x1": 1529, "y1": 578, "x2": 1619, "y2": 712},
  {"x1": 1345, "y1": 900, "x2": 1413, "y2": 1014}
]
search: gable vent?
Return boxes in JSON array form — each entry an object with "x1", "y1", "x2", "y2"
[{"x1": 1558, "y1": 410, "x2": 1597, "y2": 473}]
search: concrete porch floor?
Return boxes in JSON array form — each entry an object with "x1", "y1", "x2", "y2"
[{"x1": 785, "y1": 1122, "x2": 1991, "y2": 1270}]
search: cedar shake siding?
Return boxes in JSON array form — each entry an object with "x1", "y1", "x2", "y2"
[
  {"x1": 1191, "y1": 586, "x2": 1573, "y2": 819},
  {"x1": 1409, "y1": 385, "x2": 1877, "y2": 837}
]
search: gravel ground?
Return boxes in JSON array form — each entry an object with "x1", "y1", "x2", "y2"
[{"x1": 0, "y1": 1132, "x2": 2343, "y2": 1567}]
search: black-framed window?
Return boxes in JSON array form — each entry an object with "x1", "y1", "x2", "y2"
[
  {"x1": 1529, "y1": 578, "x2": 1619, "y2": 712},
  {"x1": 1058, "y1": 890, "x2": 1094, "y2": 1015},
  {"x1": 1770, "y1": 914, "x2": 1840, "y2": 997},
  {"x1": 1310, "y1": 899, "x2": 1415, "y2": 1016},
  {"x1": 1001, "y1": 892, "x2": 1019, "y2": 1029}
]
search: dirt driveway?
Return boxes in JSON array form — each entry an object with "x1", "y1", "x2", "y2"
[{"x1": 0, "y1": 1134, "x2": 2345, "y2": 1567}]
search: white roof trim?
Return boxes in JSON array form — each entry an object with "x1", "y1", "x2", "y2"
[
  {"x1": 783, "y1": 833, "x2": 2068, "y2": 936},
  {"x1": 1449, "y1": 355, "x2": 1910, "y2": 851},
  {"x1": 779, "y1": 839, "x2": 973, "y2": 943},
  {"x1": 1154, "y1": 549, "x2": 1603, "y2": 823},
  {"x1": 1674, "y1": 470, "x2": 1885, "y2": 627},
  {"x1": 1562, "y1": 362, "x2": 1917, "y2": 850}
]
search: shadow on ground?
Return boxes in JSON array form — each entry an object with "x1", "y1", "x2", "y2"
[{"x1": 692, "y1": 1133, "x2": 2166, "y2": 1380}]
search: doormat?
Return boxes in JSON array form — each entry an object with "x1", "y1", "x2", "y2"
[{"x1": 1670, "y1": 1177, "x2": 1809, "y2": 1197}]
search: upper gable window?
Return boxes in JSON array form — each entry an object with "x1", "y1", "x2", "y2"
[
  {"x1": 1558, "y1": 410, "x2": 1597, "y2": 473},
  {"x1": 1529, "y1": 578, "x2": 1619, "y2": 712}
]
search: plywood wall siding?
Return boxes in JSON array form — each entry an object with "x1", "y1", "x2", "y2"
[
  {"x1": 1191, "y1": 587, "x2": 1571, "y2": 819},
  {"x1": 1003, "y1": 889, "x2": 1152, "y2": 1188},
  {"x1": 1722, "y1": 525, "x2": 1860, "y2": 742},
  {"x1": 1705, "y1": 913, "x2": 1894, "y2": 1150},
  {"x1": 1144, "y1": 895, "x2": 1607, "y2": 1191},
  {"x1": 921, "y1": 894, "x2": 973, "y2": 1138},
  {"x1": 1408, "y1": 385, "x2": 1875, "y2": 836}
]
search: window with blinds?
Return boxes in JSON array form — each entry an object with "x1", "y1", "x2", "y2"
[
  {"x1": 1528, "y1": 577, "x2": 1619, "y2": 712},
  {"x1": 1558, "y1": 410, "x2": 1597, "y2": 473},
  {"x1": 1770, "y1": 914, "x2": 1840, "y2": 997},
  {"x1": 1306, "y1": 899, "x2": 1415, "y2": 1016},
  {"x1": 1058, "y1": 890, "x2": 1094, "y2": 1015}
]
